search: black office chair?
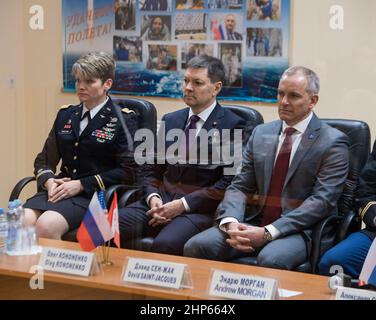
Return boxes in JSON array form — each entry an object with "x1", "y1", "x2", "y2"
[
  {"x1": 99, "y1": 97, "x2": 159, "y2": 214},
  {"x1": 112, "y1": 97, "x2": 157, "y2": 141},
  {"x1": 117, "y1": 105, "x2": 265, "y2": 252},
  {"x1": 9, "y1": 97, "x2": 157, "y2": 242},
  {"x1": 221, "y1": 104, "x2": 265, "y2": 143},
  {"x1": 232, "y1": 119, "x2": 371, "y2": 273}
]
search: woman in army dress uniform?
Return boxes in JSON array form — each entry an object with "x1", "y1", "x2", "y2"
[{"x1": 23, "y1": 52, "x2": 138, "y2": 239}]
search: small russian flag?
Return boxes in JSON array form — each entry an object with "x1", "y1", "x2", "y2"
[
  {"x1": 359, "y1": 237, "x2": 376, "y2": 286},
  {"x1": 212, "y1": 19, "x2": 224, "y2": 40},
  {"x1": 77, "y1": 191, "x2": 113, "y2": 252},
  {"x1": 218, "y1": 24, "x2": 225, "y2": 40}
]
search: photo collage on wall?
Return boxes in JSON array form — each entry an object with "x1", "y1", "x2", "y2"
[{"x1": 63, "y1": 0, "x2": 290, "y2": 102}]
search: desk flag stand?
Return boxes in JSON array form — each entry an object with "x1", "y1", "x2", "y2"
[
  {"x1": 76, "y1": 189, "x2": 118, "y2": 265},
  {"x1": 100, "y1": 189, "x2": 120, "y2": 266},
  {"x1": 100, "y1": 241, "x2": 113, "y2": 266}
]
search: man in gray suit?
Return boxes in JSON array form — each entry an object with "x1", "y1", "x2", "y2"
[{"x1": 184, "y1": 66, "x2": 349, "y2": 270}]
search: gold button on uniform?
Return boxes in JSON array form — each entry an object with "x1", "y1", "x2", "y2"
[
  {"x1": 73, "y1": 169, "x2": 77, "y2": 173},
  {"x1": 73, "y1": 156, "x2": 77, "y2": 160},
  {"x1": 75, "y1": 142, "x2": 79, "y2": 147}
]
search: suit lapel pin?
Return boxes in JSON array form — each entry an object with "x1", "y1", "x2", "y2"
[
  {"x1": 212, "y1": 121, "x2": 217, "y2": 128},
  {"x1": 308, "y1": 133, "x2": 315, "y2": 140}
]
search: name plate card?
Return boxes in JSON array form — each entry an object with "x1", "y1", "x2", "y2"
[
  {"x1": 335, "y1": 286, "x2": 376, "y2": 300},
  {"x1": 123, "y1": 258, "x2": 186, "y2": 289},
  {"x1": 209, "y1": 270, "x2": 278, "y2": 300},
  {"x1": 39, "y1": 247, "x2": 96, "y2": 277}
]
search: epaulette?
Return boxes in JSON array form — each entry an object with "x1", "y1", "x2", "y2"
[
  {"x1": 360, "y1": 201, "x2": 376, "y2": 221},
  {"x1": 122, "y1": 107, "x2": 136, "y2": 114},
  {"x1": 60, "y1": 104, "x2": 72, "y2": 109}
]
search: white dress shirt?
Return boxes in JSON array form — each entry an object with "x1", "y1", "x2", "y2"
[
  {"x1": 79, "y1": 97, "x2": 109, "y2": 135},
  {"x1": 220, "y1": 112, "x2": 314, "y2": 240},
  {"x1": 146, "y1": 100, "x2": 218, "y2": 210}
]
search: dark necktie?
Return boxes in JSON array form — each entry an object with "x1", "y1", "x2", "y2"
[
  {"x1": 228, "y1": 32, "x2": 234, "y2": 40},
  {"x1": 260, "y1": 127, "x2": 296, "y2": 227},
  {"x1": 81, "y1": 110, "x2": 91, "y2": 122},
  {"x1": 184, "y1": 114, "x2": 200, "y2": 158}
]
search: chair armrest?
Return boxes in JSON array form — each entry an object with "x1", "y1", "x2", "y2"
[
  {"x1": 105, "y1": 184, "x2": 137, "y2": 205},
  {"x1": 310, "y1": 215, "x2": 341, "y2": 273},
  {"x1": 310, "y1": 210, "x2": 362, "y2": 273},
  {"x1": 336, "y1": 210, "x2": 360, "y2": 243},
  {"x1": 9, "y1": 176, "x2": 36, "y2": 201},
  {"x1": 119, "y1": 188, "x2": 142, "y2": 208}
]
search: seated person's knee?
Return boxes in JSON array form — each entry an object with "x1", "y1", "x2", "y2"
[
  {"x1": 152, "y1": 238, "x2": 181, "y2": 256},
  {"x1": 183, "y1": 236, "x2": 209, "y2": 259},
  {"x1": 257, "y1": 251, "x2": 294, "y2": 270},
  {"x1": 23, "y1": 208, "x2": 38, "y2": 226},
  {"x1": 319, "y1": 250, "x2": 338, "y2": 275},
  {"x1": 35, "y1": 211, "x2": 68, "y2": 239},
  {"x1": 35, "y1": 219, "x2": 55, "y2": 238}
]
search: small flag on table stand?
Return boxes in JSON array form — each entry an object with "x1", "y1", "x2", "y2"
[
  {"x1": 97, "y1": 190, "x2": 114, "y2": 265},
  {"x1": 99, "y1": 191, "x2": 121, "y2": 265},
  {"x1": 76, "y1": 191, "x2": 113, "y2": 265},
  {"x1": 108, "y1": 191, "x2": 120, "y2": 248}
]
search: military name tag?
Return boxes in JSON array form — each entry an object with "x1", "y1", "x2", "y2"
[
  {"x1": 123, "y1": 257, "x2": 186, "y2": 289},
  {"x1": 38, "y1": 247, "x2": 98, "y2": 277},
  {"x1": 209, "y1": 269, "x2": 278, "y2": 300},
  {"x1": 59, "y1": 130, "x2": 72, "y2": 134}
]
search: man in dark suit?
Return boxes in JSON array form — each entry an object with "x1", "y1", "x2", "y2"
[
  {"x1": 184, "y1": 66, "x2": 350, "y2": 270},
  {"x1": 118, "y1": 55, "x2": 246, "y2": 255},
  {"x1": 319, "y1": 139, "x2": 376, "y2": 278}
]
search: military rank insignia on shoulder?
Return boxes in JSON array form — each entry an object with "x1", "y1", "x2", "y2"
[
  {"x1": 122, "y1": 107, "x2": 136, "y2": 114},
  {"x1": 60, "y1": 104, "x2": 72, "y2": 109}
]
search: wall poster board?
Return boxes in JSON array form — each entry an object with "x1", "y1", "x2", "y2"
[{"x1": 63, "y1": 0, "x2": 290, "y2": 102}]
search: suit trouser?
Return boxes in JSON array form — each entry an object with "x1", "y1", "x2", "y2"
[
  {"x1": 118, "y1": 199, "x2": 214, "y2": 256},
  {"x1": 184, "y1": 226, "x2": 308, "y2": 270}
]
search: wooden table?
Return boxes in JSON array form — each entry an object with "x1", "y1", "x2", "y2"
[{"x1": 0, "y1": 238, "x2": 334, "y2": 300}]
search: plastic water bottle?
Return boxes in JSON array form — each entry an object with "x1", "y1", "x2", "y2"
[
  {"x1": 0, "y1": 208, "x2": 8, "y2": 255},
  {"x1": 13, "y1": 199, "x2": 25, "y2": 228},
  {"x1": 11, "y1": 199, "x2": 26, "y2": 252},
  {"x1": 7, "y1": 201, "x2": 19, "y2": 252}
]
